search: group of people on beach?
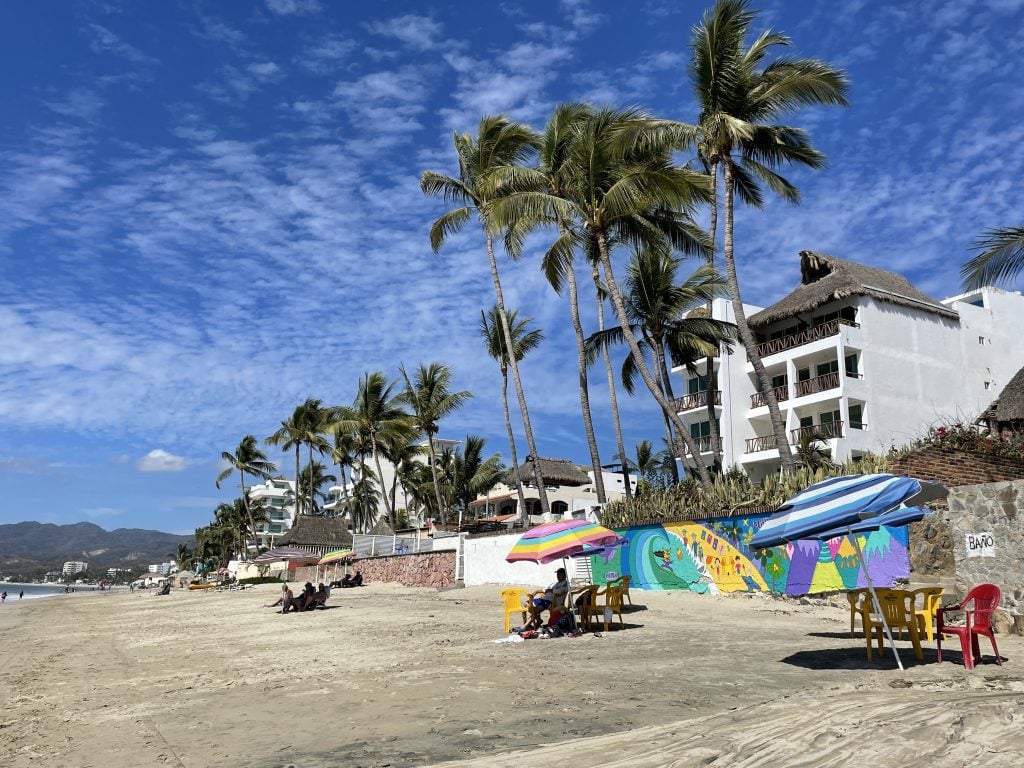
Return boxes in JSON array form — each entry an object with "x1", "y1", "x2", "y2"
[
  {"x1": 1, "y1": 590, "x2": 25, "y2": 603},
  {"x1": 330, "y1": 572, "x2": 363, "y2": 589},
  {"x1": 264, "y1": 581, "x2": 330, "y2": 613}
]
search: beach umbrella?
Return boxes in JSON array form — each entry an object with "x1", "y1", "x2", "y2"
[
  {"x1": 813, "y1": 505, "x2": 933, "y2": 542},
  {"x1": 751, "y1": 474, "x2": 946, "y2": 670},
  {"x1": 252, "y1": 547, "x2": 321, "y2": 564},
  {"x1": 318, "y1": 549, "x2": 355, "y2": 565},
  {"x1": 506, "y1": 519, "x2": 623, "y2": 564}
]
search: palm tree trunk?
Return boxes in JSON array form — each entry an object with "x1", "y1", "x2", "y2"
[
  {"x1": 501, "y1": 366, "x2": 530, "y2": 523},
  {"x1": 294, "y1": 446, "x2": 301, "y2": 517},
  {"x1": 595, "y1": 231, "x2": 713, "y2": 488},
  {"x1": 722, "y1": 158, "x2": 794, "y2": 471},
  {"x1": 370, "y1": 435, "x2": 396, "y2": 530},
  {"x1": 564, "y1": 256, "x2": 606, "y2": 503},
  {"x1": 593, "y1": 264, "x2": 631, "y2": 499},
  {"x1": 485, "y1": 232, "x2": 550, "y2": 515},
  {"x1": 426, "y1": 434, "x2": 447, "y2": 525},
  {"x1": 652, "y1": 336, "x2": 681, "y2": 484},
  {"x1": 238, "y1": 469, "x2": 260, "y2": 555},
  {"x1": 705, "y1": 159, "x2": 723, "y2": 470}
]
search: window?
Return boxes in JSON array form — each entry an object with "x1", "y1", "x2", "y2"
[
  {"x1": 797, "y1": 367, "x2": 810, "y2": 382},
  {"x1": 799, "y1": 415, "x2": 813, "y2": 428},
  {"x1": 552, "y1": 501, "x2": 568, "y2": 515},
  {"x1": 812, "y1": 306, "x2": 857, "y2": 326},
  {"x1": 687, "y1": 375, "x2": 708, "y2": 394},
  {"x1": 820, "y1": 409, "x2": 841, "y2": 426},
  {"x1": 816, "y1": 359, "x2": 839, "y2": 377},
  {"x1": 849, "y1": 404, "x2": 864, "y2": 429},
  {"x1": 979, "y1": 336, "x2": 986, "y2": 345},
  {"x1": 770, "y1": 373, "x2": 788, "y2": 389},
  {"x1": 689, "y1": 420, "x2": 719, "y2": 439},
  {"x1": 985, "y1": 381, "x2": 994, "y2": 391},
  {"x1": 845, "y1": 354, "x2": 859, "y2": 377}
]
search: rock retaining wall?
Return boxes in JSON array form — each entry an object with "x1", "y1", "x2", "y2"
[{"x1": 293, "y1": 551, "x2": 456, "y2": 590}]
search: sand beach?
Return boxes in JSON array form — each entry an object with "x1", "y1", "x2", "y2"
[{"x1": 1, "y1": 583, "x2": 1022, "y2": 767}]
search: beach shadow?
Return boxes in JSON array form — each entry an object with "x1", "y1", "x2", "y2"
[
  {"x1": 807, "y1": 630, "x2": 863, "y2": 639},
  {"x1": 781, "y1": 645, "x2": 945, "y2": 670}
]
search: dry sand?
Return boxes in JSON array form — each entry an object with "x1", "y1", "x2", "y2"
[{"x1": 1, "y1": 583, "x2": 1022, "y2": 767}]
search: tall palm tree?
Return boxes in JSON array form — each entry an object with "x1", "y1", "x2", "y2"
[
  {"x1": 266, "y1": 398, "x2": 328, "y2": 517},
  {"x1": 592, "y1": 264, "x2": 633, "y2": 498},
  {"x1": 451, "y1": 435, "x2": 504, "y2": 525},
  {"x1": 587, "y1": 253, "x2": 736, "y2": 481},
  {"x1": 175, "y1": 543, "x2": 193, "y2": 572},
  {"x1": 495, "y1": 107, "x2": 715, "y2": 486},
  {"x1": 297, "y1": 460, "x2": 337, "y2": 515},
  {"x1": 328, "y1": 428, "x2": 359, "y2": 515},
  {"x1": 421, "y1": 115, "x2": 551, "y2": 515},
  {"x1": 689, "y1": 0, "x2": 849, "y2": 471},
  {"x1": 399, "y1": 362, "x2": 472, "y2": 525},
  {"x1": 216, "y1": 435, "x2": 276, "y2": 557},
  {"x1": 479, "y1": 305, "x2": 543, "y2": 522},
  {"x1": 962, "y1": 226, "x2": 1024, "y2": 289},
  {"x1": 332, "y1": 372, "x2": 416, "y2": 531},
  {"x1": 617, "y1": 439, "x2": 668, "y2": 481}
]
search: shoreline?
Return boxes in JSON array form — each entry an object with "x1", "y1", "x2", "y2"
[{"x1": 2, "y1": 584, "x2": 1022, "y2": 767}]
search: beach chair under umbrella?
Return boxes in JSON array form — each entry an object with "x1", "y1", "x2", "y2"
[
  {"x1": 751, "y1": 474, "x2": 946, "y2": 670},
  {"x1": 317, "y1": 549, "x2": 355, "y2": 584}
]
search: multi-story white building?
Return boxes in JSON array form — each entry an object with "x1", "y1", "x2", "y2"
[
  {"x1": 674, "y1": 251, "x2": 1024, "y2": 483},
  {"x1": 62, "y1": 561, "x2": 88, "y2": 576},
  {"x1": 247, "y1": 477, "x2": 298, "y2": 549},
  {"x1": 147, "y1": 562, "x2": 176, "y2": 576},
  {"x1": 323, "y1": 438, "x2": 461, "y2": 528}
]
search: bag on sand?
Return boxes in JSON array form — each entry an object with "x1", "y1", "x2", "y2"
[{"x1": 556, "y1": 612, "x2": 577, "y2": 633}]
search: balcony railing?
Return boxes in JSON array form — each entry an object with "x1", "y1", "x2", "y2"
[
  {"x1": 790, "y1": 421, "x2": 844, "y2": 442},
  {"x1": 751, "y1": 384, "x2": 789, "y2": 408},
  {"x1": 673, "y1": 390, "x2": 722, "y2": 412},
  {"x1": 691, "y1": 435, "x2": 713, "y2": 453},
  {"x1": 744, "y1": 435, "x2": 777, "y2": 453},
  {"x1": 794, "y1": 371, "x2": 840, "y2": 397},
  {"x1": 755, "y1": 318, "x2": 859, "y2": 358}
]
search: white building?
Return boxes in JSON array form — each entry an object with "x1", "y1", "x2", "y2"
[
  {"x1": 247, "y1": 476, "x2": 298, "y2": 549},
  {"x1": 147, "y1": 562, "x2": 176, "y2": 576},
  {"x1": 674, "y1": 251, "x2": 1024, "y2": 483},
  {"x1": 62, "y1": 561, "x2": 88, "y2": 576}
]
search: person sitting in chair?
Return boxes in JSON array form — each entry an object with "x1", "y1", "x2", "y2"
[{"x1": 522, "y1": 567, "x2": 569, "y2": 630}]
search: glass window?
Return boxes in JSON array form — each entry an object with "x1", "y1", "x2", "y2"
[
  {"x1": 845, "y1": 354, "x2": 858, "y2": 376},
  {"x1": 849, "y1": 404, "x2": 864, "y2": 429},
  {"x1": 820, "y1": 410, "x2": 841, "y2": 425},
  {"x1": 816, "y1": 359, "x2": 839, "y2": 377},
  {"x1": 687, "y1": 375, "x2": 708, "y2": 394},
  {"x1": 690, "y1": 421, "x2": 711, "y2": 438},
  {"x1": 800, "y1": 416, "x2": 813, "y2": 428},
  {"x1": 771, "y1": 373, "x2": 788, "y2": 389},
  {"x1": 797, "y1": 368, "x2": 810, "y2": 382}
]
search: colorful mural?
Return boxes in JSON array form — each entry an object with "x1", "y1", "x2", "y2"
[{"x1": 590, "y1": 514, "x2": 910, "y2": 596}]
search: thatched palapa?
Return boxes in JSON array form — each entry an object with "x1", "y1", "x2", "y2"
[
  {"x1": 747, "y1": 250, "x2": 959, "y2": 328},
  {"x1": 507, "y1": 456, "x2": 591, "y2": 487},
  {"x1": 276, "y1": 515, "x2": 353, "y2": 554},
  {"x1": 981, "y1": 366, "x2": 1024, "y2": 431}
]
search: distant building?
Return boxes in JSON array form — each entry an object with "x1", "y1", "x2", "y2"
[
  {"x1": 105, "y1": 567, "x2": 132, "y2": 580},
  {"x1": 673, "y1": 251, "x2": 1024, "y2": 482},
  {"x1": 62, "y1": 561, "x2": 88, "y2": 576},
  {"x1": 247, "y1": 476, "x2": 298, "y2": 549},
  {"x1": 147, "y1": 562, "x2": 175, "y2": 576}
]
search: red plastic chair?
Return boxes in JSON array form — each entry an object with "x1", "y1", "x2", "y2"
[{"x1": 936, "y1": 583, "x2": 1003, "y2": 670}]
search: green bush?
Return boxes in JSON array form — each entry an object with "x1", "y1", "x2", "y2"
[{"x1": 237, "y1": 575, "x2": 284, "y2": 585}]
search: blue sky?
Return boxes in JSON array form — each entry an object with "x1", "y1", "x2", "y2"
[{"x1": 1, "y1": 0, "x2": 1022, "y2": 535}]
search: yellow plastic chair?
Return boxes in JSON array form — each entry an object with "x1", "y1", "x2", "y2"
[
  {"x1": 500, "y1": 587, "x2": 529, "y2": 634},
  {"x1": 910, "y1": 587, "x2": 945, "y2": 642},
  {"x1": 863, "y1": 589, "x2": 922, "y2": 662},
  {"x1": 846, "y1": 588, "x2": 870, "y2": 637},
  {"x1": 607, "y1": 575, "x2": 632, "y2": 606},
  {"x1": 596, "y1": 585, "x2": 625, "y2": 631},
  {"x1": 570, "y1": 585, "x2": 599, "y2": 631}
]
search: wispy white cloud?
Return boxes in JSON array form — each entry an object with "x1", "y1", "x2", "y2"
[
  {"x1": 137, "y1": 450, "x2": 191, "y2": 473},
  {"x1": 265, "y1": 0, "x2": 322, "y2": 15},
  {"x1": 84, "y1": 23, "x2": 158, "y2": 64},
  {"x1": 365, "y1": 14, "x2": 444, "y2": 51},
  {"x1": 42, "y1": 89, "x2": 106, "y2": 122},
  {"x1": 298, "y1": 34, "x2": 357, "y2": 73}
]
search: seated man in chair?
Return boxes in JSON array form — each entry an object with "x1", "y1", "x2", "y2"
[{"x1": 522, "y1": 567, "x2": 569, "y2": 631}]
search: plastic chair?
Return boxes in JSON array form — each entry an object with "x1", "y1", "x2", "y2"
[
  {"x1": 863, "y1": 589, "x2": 922, "y2": 662},
  {"x1": 936, "y1": 583, "x2": 1002, "y2": 670},
  {"x1": 571, "y1": 585, "x2": 599, "y2": 631},
  {"x1": 596, "y1": 585, "x2": 625, "y2": 631},
  {"x1": 607, "y1": 575, "x2": 632, "y2": 606},
  {"x1": 500, "y1": 587, "x2": 529, "y2": 634},
  {"x1": 910, "y1": 587, "x2": 944, "y2": 642},
  {"x1": 846, "y1": 588, "x2": 869, "y2": 638}
]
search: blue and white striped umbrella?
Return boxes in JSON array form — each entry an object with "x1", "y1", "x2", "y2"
[
  {"x1": 751, "y1": 474, "x2": 945, "y2": 549},
  {"x1": 812, "y1": 505, "x2": 933, "y2": 541}
]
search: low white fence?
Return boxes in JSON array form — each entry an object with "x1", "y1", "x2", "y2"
[
  {"x1": 462, "y1": 532, "x2": 590, "y2": 588},
  {"x1": 351, "y1": 534, "x2": 458, "y2": 558}
]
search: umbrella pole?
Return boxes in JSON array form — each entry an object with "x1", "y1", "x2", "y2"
[{"x1": 850, "y1": 527, "x2": 903, "y2": 671}]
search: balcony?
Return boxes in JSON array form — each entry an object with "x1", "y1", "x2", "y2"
[
  {"x1": 751, "y1": 384, "x2": 789, "y2": 409},
  {"x1": 755, "y1": 318, "x2": 859, "y2": 358},
  {"x1": 790, "y1": 421, "x2": 844, "y2": 443},
  {"x1": 794, "y1": 371, "x2": 840, "y2": 398},
  {"x1": 691, "y1": 435, "x2": 713, "y2": 453},
  {"x1": 744, "y1": 435, "x2": 777, "y2": 453},
  {"x1": 673, "y1": 390, "x2": 722, "y2": 412}
]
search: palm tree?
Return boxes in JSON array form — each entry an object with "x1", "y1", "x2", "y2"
[
  {"x1": 587, "y1": 252, "x2": 736, "y2": 481},
  {"x1": 266, "y1": 398, "x2": 328, "y2": 517},
  {"x1": 216, "y1": 435, "x2": 276, "y2": 557},
  {"x1": 496, "y1": 107, "x2": 715, "y2": 485},
  {"x1": 688, "y1": 0, "x2": 849, "y2": 471},
  {"x1": 332, "y1": 372, "x2": 416, "y2": 531},
  {"x1": 592, "y1": 264, "x2": 633, "y2": 498},
  {"x1": 297, "y1": 460, "x2": 337, "y2": 515},
  {"x1": 450, "y1": 435, "x2": 504, "y2": 525},
  {"x1": 175, "y1": 543, "x2": 193, "y2": 572},
  {"x1": 962, "y1": 226, "x2": 1024, "y2": 289},
  {"x1": 793, "y1": 431, "x2": 837, "y2": 470},
  {"x1": 328, "y1": 428, "x2": 359, "y2": 515},
  {"x1": 479, "y1": 305, "x2": 543, "y2": 522},
  {"x1": 421, "y1": 115, "x2": 551, "y2": 515},
  {"x1": 399, "y1": 362, "x2": 472, "y2": 525},
  {"x1": 617, "y1": 439, "x2": 668, "y2": 481}
]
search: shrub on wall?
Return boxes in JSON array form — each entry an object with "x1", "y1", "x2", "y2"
[{"x1": 893, "y1": 421, "x2": 1024, "y2": 461}]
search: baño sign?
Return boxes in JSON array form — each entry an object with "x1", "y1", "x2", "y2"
[{"x1": 965, "y1": 532, "x2": 995, "y2": 558}]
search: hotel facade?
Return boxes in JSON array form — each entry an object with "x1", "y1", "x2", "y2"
[{"x1": 674, "y1": 251, "x2": 1024, "y2": 483}]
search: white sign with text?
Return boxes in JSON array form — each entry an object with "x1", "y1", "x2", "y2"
[{"x1": 965, "y1": 531, "x2": 996, "y2": 558}]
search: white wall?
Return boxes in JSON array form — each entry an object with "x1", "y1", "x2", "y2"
[{"x1": 462, "y1": 532, "x2": 589, "y2": 587}]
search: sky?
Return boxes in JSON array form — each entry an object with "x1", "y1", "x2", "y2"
[{"x1": 1, "y1": 0, "x2": 1022, "y2": 535}]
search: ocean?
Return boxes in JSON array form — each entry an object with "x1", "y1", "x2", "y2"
[{"x1": 0, "y1": 583, "x2": 100, "y2": 601}]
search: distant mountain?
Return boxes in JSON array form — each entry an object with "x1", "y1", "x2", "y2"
[{"x1": 0, "y1": 521, "x2": 194, "y2": 579}]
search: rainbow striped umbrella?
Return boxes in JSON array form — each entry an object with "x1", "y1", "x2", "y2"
[
  {"x1": 318, "y1": 550, "x2": 355, "y2": 565},
  {"x1": 506, "y1": 519, "x2": 623, "y2": 564}
]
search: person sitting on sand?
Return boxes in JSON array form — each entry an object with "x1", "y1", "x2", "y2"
[
  {"x1": 290, "y1": 582, "x2": 316, "y2": 612},
  {"x1": 314, "y1": 583, "x2": 330, "y2": 608},
  {"x1": 264, "y1": 584, "x2": 292, "y2": 610},
  {"x1": 521, "y1": 567, "x2": 569, "y2": 631},
  {"x1": 351, "y1": 571, "x2": 363, "y2": 587}
]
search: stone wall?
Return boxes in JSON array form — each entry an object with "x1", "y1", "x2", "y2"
[
  {"x1": 295, "y1": 551, "x2": 456, "y2": 589},
  {"x1": 890, "y1": 446, "x2": 1024, "y2": 487}
]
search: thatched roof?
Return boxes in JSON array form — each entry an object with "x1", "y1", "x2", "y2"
[
  {"x1": 276, "y1": 516, "x2": 352, "y2": 548},
  {"x1": 507, "y1": 456, "x2": 591, "y2": 487},
  {"x1": 995, "y1": 366, "x2": 1024, "y2": 423},
  {"x1": 366, "y1": 517, "x2": 394, "y2": 536},
  {"x1": 748, "y1": 251, "x2": 959, "y2": 328}
]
